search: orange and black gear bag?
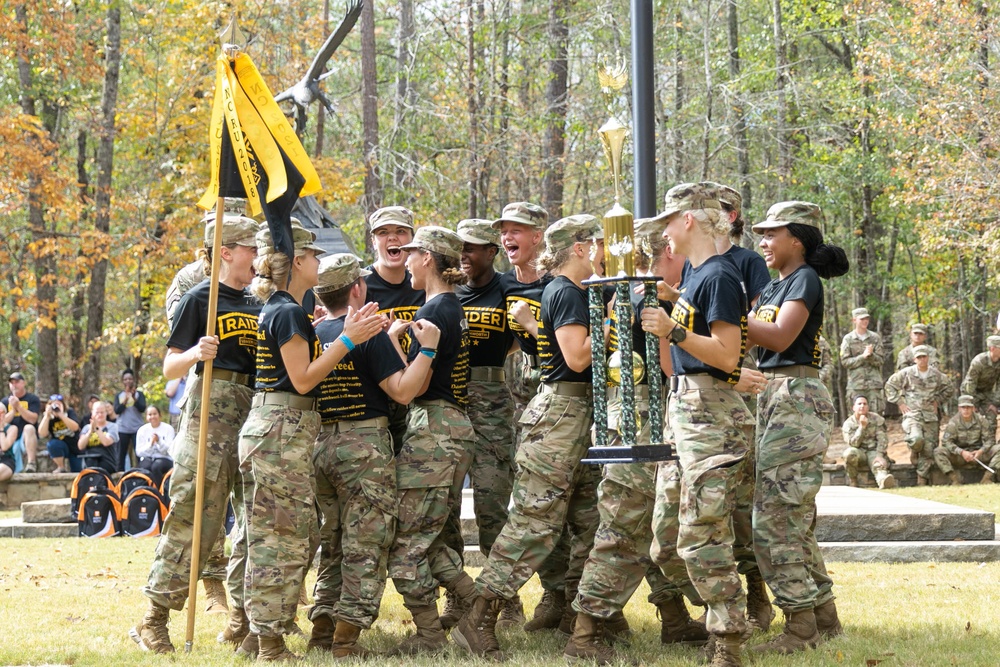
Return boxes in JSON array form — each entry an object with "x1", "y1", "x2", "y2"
[
  {"x1": 70, "y1": 466, "x2": 113, "y2": 515},
  {"x1": 116, "y1": 468, "x2": 156, "y2": 499},
  {"x1": 121, "y1": 486, "x2": 169, "y2": 537},
  {"x1": 77, "y1": 488, "x2": 123, "y2": 538},
  {"x1": 160, "y1": 467, "x2": 174, "y2": 507}
]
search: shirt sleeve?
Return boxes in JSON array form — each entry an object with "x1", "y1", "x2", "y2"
[
  {"x1": 270, "y1": 303, "x2": 313, "y2": 349},
  {"x1": 166, "y1": 290, "x2": 204, "y2": 351},
  {"x1": 547, "y1": 286, "x2": 589, "y2": 332},
  {"x1": 701, "y1": 269, "x2": 745, "y2": 328}
]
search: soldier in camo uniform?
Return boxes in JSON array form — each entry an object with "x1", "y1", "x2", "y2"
[
  {"x1": 130, "y1": 205, "x2": 260, "y2": 654},
  {"x1": 934, "y1": 395, "x2": 999, "y2": 485},
  {"x1": 842, "y1": 395, "x2": 895, "y2": 489},
  {"x1": 896, "y1": 323, "x2": 939, "y2": 371},
  {"x1": 748, "y1": 201, "x2": 850, "y2": 657},
  {"x1": 840, "y1": 307, "x2": 885, "y2": 414},
  {"x1": 960, "y1": 335, "x2": 1000, "y2": 438},
  {"x1": 884, "y1": 345, "x2": 953, "y2": 486},
  {"x1": 307, "y1": 253, "x2": 440, "y2": 657}
]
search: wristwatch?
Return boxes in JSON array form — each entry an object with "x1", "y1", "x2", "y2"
[{"x1": 669, "y1": 327, "x2": 687, "y2": 344}]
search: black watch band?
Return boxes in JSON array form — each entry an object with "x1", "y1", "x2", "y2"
[{"x1": 669, "y1": 327, "x2": 687, "y2": 344}]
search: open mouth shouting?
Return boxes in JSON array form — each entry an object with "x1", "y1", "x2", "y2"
[{"x1": 387, "y1": 245, "x2": 403, "y2": 260}]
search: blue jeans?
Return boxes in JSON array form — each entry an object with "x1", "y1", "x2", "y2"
[{"x1": 46, "y1": 439, "x2": 83, "y2": 473}]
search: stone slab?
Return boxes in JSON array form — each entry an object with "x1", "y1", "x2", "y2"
[
  {"x1": 0, "y1": 518, "x2": 78, "y2": 538},
  {"x1": 21, "y1": 498, "x2": 74, "y2": 524},
  {"x1": 0, "y1": 474, "x2": 77, "y2": 511}
]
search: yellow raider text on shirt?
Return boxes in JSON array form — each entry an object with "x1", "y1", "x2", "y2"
[{"x1": 219, "y1": 312, "x2": 259, "y2": 349}]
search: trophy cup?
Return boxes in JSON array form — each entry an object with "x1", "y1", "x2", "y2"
[{"x1": 583, "y1": 59, "x2": 674, "y2": 464}]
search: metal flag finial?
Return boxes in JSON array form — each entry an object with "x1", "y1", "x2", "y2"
[{"x1": 219, "y1": 15, "x2": 247, "y2": 58}]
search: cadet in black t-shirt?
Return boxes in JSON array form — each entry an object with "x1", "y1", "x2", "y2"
[
  {"x1": 310, "y1": 253, "x2": 439, "y2": 652},
  {"x1": 746, "y1": 202, "x2": 849, "y2": 652},
  {"x1": 638, "y1": 185, "x2": 752, "y2": 660}
]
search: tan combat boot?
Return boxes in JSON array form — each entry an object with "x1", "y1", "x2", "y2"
[
  {"x1": 709, "y1": 632, "x2": 743, "y2": 667},
  {"x1": 916, "y1": 475, "x2": 929, "y2": 487},
  {"x1": 451, "y1": 595, "x2": 504, "y2": 661},
  {"x1": 845, "y1": 474, "x2": 858, "y2": 488},
  {"x1": 257, "y1": 635, "x2": 300, "y2": 662},
  {"x1": 752, "y1": 609, "x2": 820, "y2": 655},
  {"x1": 203, "y1": 577, "x2": 230, "y2": 614},
  {"x1": 563, "y1": 613, "x2": 619, "y2": 665},
  {"x1": 656, "y1": 596, "x2": 709, "y2": 645},
  {"x1": 948, "y1": 471, "x2": 962, "y2": 486},
  {"x1": 604, "y1": 610, "x2": 631, "y2": 642},
  {"x1": 557, "y1": 583, "x2": 579, "y2": 636},
  {"x1": 306, "y1": 613, "x2": 334, "y2": 652},
  {"x1": 495, "y1": 594, "x2": 526, "y2": 631},
  {"x1": 330, "y1": 619, "x2": 369, "y2": 659},
  {"x1": 744, "y1": 570, "x2": 775, "y2": 633},
  {"x1": 441, "y1": 571, "x2": 476, "y2": 629},
  {"x1": 129, "y1": 601, "x2": 175, "y2": 654},
  {"x1": 387, "y1": 604, "x2": 448, "y2": 655},
  {"x1": 218, "y1": 605, "x2": 250, "y2": 647},
  {"x1": 236, "y1": 633, "x2": 259, "y2": 659},
  {"x1": 522, "y1": 588, "x2": 565, "y2": 631},
  {"x1": 813, "y1": 599, "x2": 844, "y2": 639},
  {"x1": 981, "y1": 471, "x2": 995, "y2": 484}
]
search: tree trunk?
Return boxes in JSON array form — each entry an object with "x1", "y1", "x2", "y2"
[
  {"x1": 467, "y1": 0, "x2": 480, "y2": 218},
  {"x1": 727, "y1": 0, "x2": 751, "y2": 225},
  {"x1": 772, "y1": 0, "x2": 790, "y2": 194},
  {"x1": 83, "y1": 4, "x2": 121, "y2": 401},
  {"x1": 699, "y1": 0, "x2": 714, "y2": 180},
  {"x1": 672, "y1": 10, "x2": 684, "y2": 182},
  {"x1": 541, "y1": 0, "x2": 569, "y2": 219},
  {"x1": 360, "y1": 0, "x2": 382, "y2": 244},
  {"x1": 70, "y1": 130, "x2": 90, "y2": 405},
  {"x1": 495, "y1": 0, "x2": 512, "y2": 207},
  {"x1": 393, "y1": 0, "x2": 415, "y2": 197}
]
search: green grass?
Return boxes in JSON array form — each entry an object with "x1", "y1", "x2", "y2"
[
  {"x1": 1, "y1": 535, "x2": 999, "y2": 666},
  {"x1": 887, "y1": 484, "x2": 1000, "y2": 518}
]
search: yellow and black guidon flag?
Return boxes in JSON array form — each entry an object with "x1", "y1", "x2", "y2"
[{"x1": 199, "y1": 53, "x2": 321, "y2": 259}]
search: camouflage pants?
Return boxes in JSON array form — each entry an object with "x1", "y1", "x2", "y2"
[
  {"x1": 311, "y1": 422, "x2": 396, "y2": 628},
  {"x1": 650, "y1": 460, "x2": 706, "y2": 607},
  {"x1": 669, "y1": 385, "x2": 751, "y2": 636},
  {"x1": 476, "y1": 388, "x2": 599, "y2": 600},
  {"x1": 972, "y1": 398, "x2": 998, "y2": 438},
  {"x1": 463, "y1": 378, "x2": 515, "y2": 554},
  {"x1": 933, "y1": 447, "x2": 1000, "y2": 475},
  {"x1": 902, "y1": 416, "x2": 939, "y2": 479},
  {"x1": 239, "y1": 403, "x2": 321, "y2": 637},
  {"x1": 389, "y1": 401, "x2": 475, "y2": 608},
  {"x1": 843, "y1": 447, "x2": 892, "y2": 486},
  {"x1": 144, "y1": 377, "x2": 251, "y2": 611},
  {"x1": 847, "y1": 387, "x2": 884, "y2": 415}
]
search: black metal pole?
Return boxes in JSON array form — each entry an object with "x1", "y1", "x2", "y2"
[{"x1": 631, "y1": 0, "x2": 656, "y2": 217}]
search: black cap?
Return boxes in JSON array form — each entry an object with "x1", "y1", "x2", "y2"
[{"x1": 9, "y1": 372, "x2": 25, "y2": 381}]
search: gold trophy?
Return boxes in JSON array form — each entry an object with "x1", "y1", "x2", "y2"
[{"x1": 598, "y1": 59, "x2": 635, "y2": 278}]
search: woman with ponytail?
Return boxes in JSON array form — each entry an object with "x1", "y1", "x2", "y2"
[
  {"x1": 746, "y1": 201, "x2": 849, "y2": 656},
  {"x1": 239, "y1": 221, "x2": 383, "y2": 662}
]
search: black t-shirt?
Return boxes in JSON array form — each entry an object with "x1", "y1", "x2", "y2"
[
  {"x1": 46, "y1": 408, "x2": 81, "y2": 455},
  {"x1": 2, "y1": 393, "x2": 41, "y2": 431},
  {"x1": 315, "y1": 317, "x2": 406, "y2": 423},
  {"x1": 255, "y1": 291, "x2": 321, "y2": 395},
  {"x1": 753, "y1": 264, "x2": 824, "y2": 369},
  {"x1": 167, "y1": 279, "x2": 261, "y2": 376},
  {"x1": 670, "y1": 255, "x2": 747, "y2": 383},
  {"x1": 539, "y1": 276, "x2": 591, "y2": 383},
  {"x1": 456, "y1": 272, "x2": 512, "y2": 368},
  {"x1": 500, "y1": 271, "x2": 552, "y2": 356},
  {"x1": 725, "y1": 245, "x2": 771, "y2": 304},
  {"x1": 406, "y1": 293, "x2": 470, "y2": 407}
]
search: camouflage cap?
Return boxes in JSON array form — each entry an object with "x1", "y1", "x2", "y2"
[
  {"x1": 492, "y1": 201, "x2": 549, "y2": 230},
  {"x1": 202, "y1": 198, "x2": 259, "y2": 247},
  {"x1": 369, "y1": 206, "x2": 415, "y2": 232},
  {"x1": 634, "y1": 216, "x2": 667, "y2": 242},
  {"x1": 912, "y1": 344, "x2": 930, "y2": 357},
  {"x1": 852, "y1": 307, "x2": 870, "y2": 319},
  {"x1": 400, "y1": 225, "x2": 463, "y2": 260},
  {"x1": 752, "y1": 200, "x2": 824, "y2": 232},
  {"x1": 958, "y1": 394, "x2": 976, "y2": 407},
  {"x1": 255, "y1": 218, "x2": 325, "y2": 256},
  {"x1": 988, "y1": 335, "x2": 1000, "y2": 348},
  {"x1": 545, "y1": 214, "x2": 602, "y2": 253},
  {"x1": 457, "y1": 219, "x2": 500, "y2": 246},
  {"x1": 910, "y1": 323, "x2": 928, "y2": 334},
  {"x1": 316, "y1": 253, "x2": 372, "y2": 293},
  {"x1": 701, "y1": 181, "x2": 742, "y2": 217},
  {"x1": 651, "y1": 183, "x2": 721, "y2": 223}
]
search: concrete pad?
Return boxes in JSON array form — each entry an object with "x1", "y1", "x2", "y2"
[
  {"x1": 0, "y1": 518, "x2": 78, "y2": 538},
  {"x1": 814, "y1": 486, "x2": 995, "y2": 542},
  {"x1": 21, "y1": 498, "x2": 74, "y2": 524}
]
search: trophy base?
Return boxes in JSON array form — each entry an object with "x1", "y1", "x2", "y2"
[{"x1": 582, "y1": 444, "x2": 678, "y2": 464}]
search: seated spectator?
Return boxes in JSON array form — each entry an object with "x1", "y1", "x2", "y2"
[
  {"x1": 0, "y1": 403, "x2": 17, "y2": 482},
  {"x1": 78, "y1": 401, "x2": 120, "y2": 473},
  {"x1": 135, "y1": 406, "x2": 174, "y2": 460},
  {"x1": 841, "y1": 395, "x2": 896, "y2": 489},
  {"x1": 39, "y1": 394, "x2": 81, "y2": 473},
  {"x1": 934, "y1": 395, "x2": 1000, "y2": 485},
  {"x1": 165, "y1": 376, "x2": 186, "y2": 430},
  {"x1": 79, "y1": 394, "x2": 102, "y2": 432},
  {"x1": 2, "y1": 371, "x2": 40, "y2": 473}
]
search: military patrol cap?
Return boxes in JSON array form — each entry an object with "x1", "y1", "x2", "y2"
[
  {"x1": 316, "y1": 253, "x2": 371, "y2": 293},
  {"x1": 752, "y1": 201, "x2": 824, "y2": 232},
  {"x1": 910, "y1": 323, "x2": 928, "y2": 335},
  {"x1": 651, "y1": 183, "x2": 721, "y2": 223},
  {"x1": 400, "y1": 225, "x2": 463, "y2": 260},
  {"x1": 492, "y1": 202, "x2": 549, "y2": 230},
  {"x1": 545, "y1": 215, "x2": 602, "y2": 253},
  {"x1": 202, "y1": 198, "x2": 259, "y2": 247},
  {"x1": 701, "y1": 181, "x2": 742, "y2": 217},
  {"x1": 852, "y1": 307, "x2": 870, "y2": 319},
  {"x1": 369, "y1": 206, "x2": 415, "y2": 232},
  {"x1": 457, "y1": 219, "x2": 500, "y2": 246},
  {"x1": 988, "y1": 335, "x2": 1000, "y2": 348},
  {"x1": 255, "y1": 218, "x2": 325, "y2": 255},
  {"x1": 634, "y1": 216, "x2": 667, "y2": 242},
  {"x1": 912, "y1": 344, "x2": 930, "y2": 358},
  {"x1": 958, "y1": 395, "x2": 976, "y2": 407}
]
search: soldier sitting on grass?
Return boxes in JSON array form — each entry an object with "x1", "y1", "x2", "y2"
[
  {"x1": 842, "y1": 395, "x2": 895, "y2": 489},
  {"x1": 934, "y1": 395, "x2": 999, "y2": 485}
]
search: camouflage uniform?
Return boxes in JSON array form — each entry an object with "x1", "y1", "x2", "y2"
[
  {"x1": 239, "y1": 403, "x2": 321, "y2": 637},
  {"x1": 311, "y1": 422, "x2": 396, "y2": 628},
  {"x1": 884, "y1": 364, "x2": 953, "y2": 480},
  {"x1": 389, "y1": 401, "x2": 475, "y2": 607},
  {"x1": 960, "y1": 348, "x2": 1000, "y2": 436},
  {"x1": 934, "y1": 412, "x2": 999, "y2": 474},
  {"x1": 841, "y1": 412, "x2": 893, "y2": 487},
  {"x1": 840, "y1": 330, "x2": 885, "y2": 413},
  {"x1": 464, "y1": 378, "x2": 515, "y2": 553},
  {"x1": 897, "y1": 344, "x2": 940, "y2": 371},
  {"x1": 754, "y1": 376, "x2": 836, "y2": 613},
  {"x1": 144, "y1": 375, "x2": 252, "y2": 610},
  {"x1": 818, "y1": 336, "x2": 834, "y2": 391},
  {"x1": 475, "y1": 387, "x2": 600, "y2": 600}
]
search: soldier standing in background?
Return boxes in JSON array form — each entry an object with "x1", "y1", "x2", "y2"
[
  {"x1": 960, "y1": 335, "x2": 1000, "y2": 438},
  {"x1": 840, "y1": 307, "x2": 885, "y2": 414},
  {"x1": 896, "y1": 323, "x2": 939, "y2": 370},
  {"x1": 934, "y1": 395, "x2": 999, "y2": 485},
  {"x1": 841, "y1": 395, "x2": 895, "y2": 489}
]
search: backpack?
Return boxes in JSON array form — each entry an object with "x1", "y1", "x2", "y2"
[
  {"x1": 160, "y1": 468, "x2": 174, "y2": 507},
  {"x1": 121, "y1": 486, "x2": 169, "y2": 537},
  {"x1": 77, "y1": 488, "x2": 122, "y2": 538},
  {"x1": 117, "y1": 468, "x2": 156, "y2": 499},
  {"x1": 70, "y1": 467, "x2": 113, "y2": 515},
  {"x1": 136, "y1": 456, "x2": 174, "y2": 488}
]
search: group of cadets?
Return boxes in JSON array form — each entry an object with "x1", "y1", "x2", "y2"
[{"x1": 132, "y1": 182, "x2": 859, "y2": 667}]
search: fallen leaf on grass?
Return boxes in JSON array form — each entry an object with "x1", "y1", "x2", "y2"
[
  {"x1": 65, "y1": 614, "x2": 83, "y2": 622},
  {"x1": 965, "y1": 621, "x2": 971, "y2": 632},
  {"x1": 835, "y1": 650, "x2": 844, "y2": 662},
  {"x1": 866, "y1": 660, "x2": 882, "y2": 666}
]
